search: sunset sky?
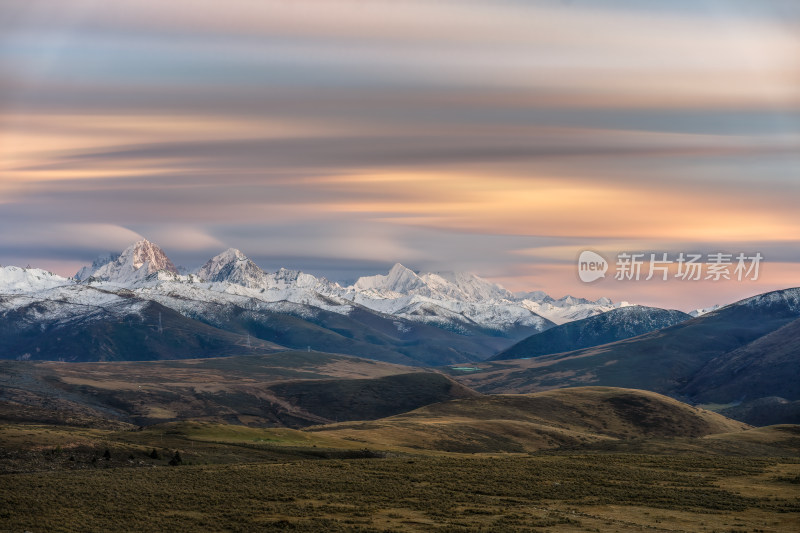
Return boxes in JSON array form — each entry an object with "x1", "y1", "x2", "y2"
[{"x1": 1, "y1": 0, "x2": 799, "y2": 310}]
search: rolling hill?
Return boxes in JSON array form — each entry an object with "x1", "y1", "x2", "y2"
[
  {"x1": 268, "y1": 372, "x2": 480, "y2": 423},
  {"x1": 0, "y1": 352, "x2": 477, "y2": 427},
  {"x1": 307, "y1": 387, "x2": 749, "y2": 453}
]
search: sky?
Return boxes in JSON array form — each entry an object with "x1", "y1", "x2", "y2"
[{"x1": 1, "y1": 0, "x2": 799, "y2": 311}]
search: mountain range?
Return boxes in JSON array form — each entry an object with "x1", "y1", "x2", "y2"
[{"x1": 0, "y1": 239, "x2": 628, "y2": 365}]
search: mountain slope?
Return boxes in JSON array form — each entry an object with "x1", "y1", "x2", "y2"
[
  {"x1": 719, "y1": 398, "x2": 800, "y2": 427},
  {"x1": 445, "y1": 288, "x2": 800, "y2": 406},
  {"x1": 685, "y1": 317, "x2": 800, "y2": 404},
  {"x1": 0, "y1": 296, "x2": 283, "y2": 362},
  {"x1": 493, "y1": 305, "x2": 691, "y2": 360}
]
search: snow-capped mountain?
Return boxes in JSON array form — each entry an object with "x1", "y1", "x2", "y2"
[
  {"x1": 345, "y1": 265, "x2": 545, "y2": 331},
  {"x1": 74, "y1": 252, "x2": 121, "y2": 281},
  {"x1": 735, "y1": 287, "x2": 800, "y2": 315},
  {"x1": 1, "y1": 239, "x2": 634, "y2": 364},
  {"x1": 196, "y1": 248, "x2": 270, "y2": 289},
  {"x1": 269, "y1": 267, "x2": 339, "y2": 292},
  {"x1": 353, "y1": 263, "x2": 430, "y2": 296},
  {"x1": 517, "y1": 295, "x2": 626, "y2": 325},
  {"x1": 351, "y1": 263, "x2": 513, "y2": 302},
  {"x1": 339, "y1": 264, "x2": 619, "y2": 328},
  {"x1": 689, "y1": 305, "x2": 721, "y2": 318},
  {"x1": 0, "y1": 266, "x2": 72, "y2": 294},
  {"x1": 87, "y1": 239, "x2": 178, "y2": 284},
  {"x1": 52, "y1": 241, "x2": 625, "y2": 332}
]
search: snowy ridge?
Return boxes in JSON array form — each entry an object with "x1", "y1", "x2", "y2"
[
  {"x1": 684, "y1": 288, "x2": 800, "y2": 319},
  {"x1": 2, "y1": 240, "x2": 625, "y2": 336},
  {"x1": 0, "y1": 266, "x2": 72, "y2": 294},
  {"x1": 0, "y1": 284, "x2": 149, "y2": 333},
  {"x1": 734, "y1": 287, "x2": 800, "y2": 314},
  {"x1": 517, "y1": 297, "x2": 627, "y2": 325},
  {"x1": 75, "y1": 252, "x2": 120, "y2": 281},
  {"x1": 341, "y1": 264, "x2": 619, "y2": 329},
  {"x1": 690, "y1": 305, "x2": 721, "y2": 318},
  {"x1": 350, "y1": 263, "x2": 513, "y2": 302}
]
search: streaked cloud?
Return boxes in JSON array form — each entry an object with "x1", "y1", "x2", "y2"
[{"x1": 0, "y1": 0, "x2": 798, "y2": 310}]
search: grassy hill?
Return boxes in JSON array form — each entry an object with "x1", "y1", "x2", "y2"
[
  {"x1": 268, "y1": 372, "x2": 479, "y2": 423},
  {"x1": 3, "y1": 424, "x2": 799, "y2": 532},
  {"x1": 705, "y1": 424, "x2": 800, "y2": 455},
  {"x1": 1, "y1": 385, "x2": 797, "y2": 532},
  {"x1": 306, "y1": 387, "x2": 749, "y2": 453},
  {"x1": 0, "y1": 353, "x2": 482, "y2": 427}
]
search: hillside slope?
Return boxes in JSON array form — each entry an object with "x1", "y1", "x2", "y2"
[
  {"x1": 0, "y1": 299, "x2": 284, "y2": 362},
  {"x1": 685, "y1": 317, "x2": 800, "y2": 404},
  {"x1": 493, "y1": 306, "x2": 690, "y2": 360}
]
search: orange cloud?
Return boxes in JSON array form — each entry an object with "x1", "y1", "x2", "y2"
[{"x1": 311, "y1": 171, "x2": 800, "y2": 244}]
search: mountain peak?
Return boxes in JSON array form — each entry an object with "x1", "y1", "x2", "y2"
[
  {"x1": 216, "y1": 248, "x2": 249, "y2": 262},
  {"x1": 420, "y1": 270, "x2": 513, "y2": 302},
  {"x1": 353, "y1": 263, "x2": 424, "y2": 293},
  {"x1": 389, "y1": 262, "x2": 414, "y2": 274},
  {"x1": 126, "y1": 240, "x2": 178, "y2": 273},
  {"x1": 89, "y1": 239, "x2": 178, "y2": 283},
  {"x1": 196, "y1": 248, "x2": 267, "y2": 288},
  {"x1": 387, "y1": 263, "x2": 420, "y2": 282}
]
